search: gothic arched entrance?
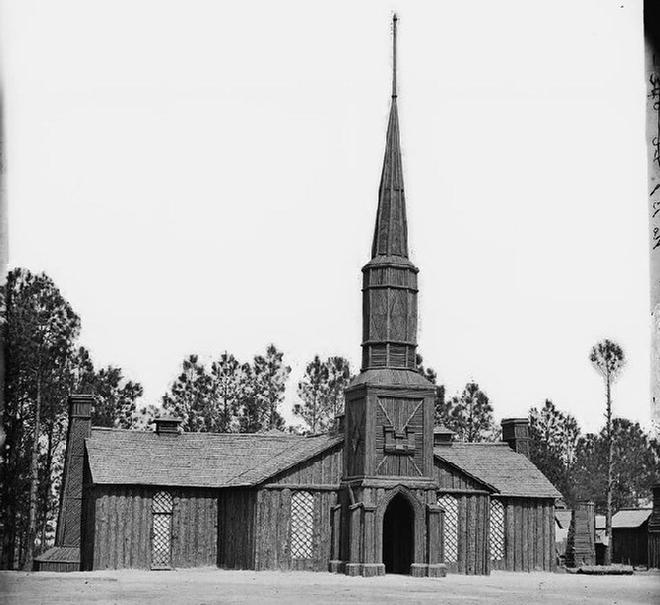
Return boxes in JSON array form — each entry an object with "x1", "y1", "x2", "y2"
[{"x1": 382, "y1": 494, "x2": 414, "y2": 574}]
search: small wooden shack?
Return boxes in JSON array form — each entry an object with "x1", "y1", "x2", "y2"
[
  {"x1": 611, "y1": 508, "x2": 652, "y2": 567},
  {"x1": 36, "y1": 16, "x2": 560, "y2": 577}
]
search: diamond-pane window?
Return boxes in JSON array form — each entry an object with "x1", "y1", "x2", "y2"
[
  {"x1": 438, "y1": 494, "x2": 458, "y2": 564},
  {"x1": 290, "y1": 491, "x2": 314, "y2": 559},
  {"x1": 152, "y1": 490, "x2": 173, "y2": 568},
  {"x1": 152, "y1": 490, "x2": 173, "y2": 514},
  {"x1": 489, "y1": 497, "x2": 505, "y2": 561}
]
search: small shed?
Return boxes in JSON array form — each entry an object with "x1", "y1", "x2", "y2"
[{"x1": 611, "y1": 508, "x2": 652, "y2": 567}]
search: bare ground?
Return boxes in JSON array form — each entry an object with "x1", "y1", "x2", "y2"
[{"x1": 0, "y1": 568, "x2": 658, "y2": 605}]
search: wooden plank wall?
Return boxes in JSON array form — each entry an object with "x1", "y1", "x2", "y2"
[
  {"x1": 649, "y1": 532, "x2": 660, "y2": 569},
  {"x1": 217, "y1": 489, "x2": 256, "y2": 569},
  {"x1": 494, "y1": 498, "x2": 555, "y2": 572},
  {"x1": 254, "y1": 488, "x2": 336, "y2": 572},
  {"x1": 171, "y1": 489, "x2": 217, "y2": 568},
  {"x1": 90, "y1": 486, "x2": 217, "y2": 570},
  {"x1": 271, "y1": 445, "x2": 342, "y2": 486},
  {"x1": 439, "y1": 492, "x2": 490, "y2": 575},
  {"x1": 255, "y1": 445, "x2": 342, "y2": 571},
  {"x1": 433, "y1": 460, "x2": 487, "y2": 492},
  {"x1": 613, "y1": 527, "x2": 649, "y2": 566}
]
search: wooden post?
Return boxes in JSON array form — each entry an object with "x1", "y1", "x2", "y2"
[
  {"x1": 345, "y1": 503, "x2": 363, "y2": 576},
  {"x1": 329, "y1": 504, "x2": 343, "y2": 573},
  {"x1": 426, "y1": 504, "x2": 447, "y2": 577}
]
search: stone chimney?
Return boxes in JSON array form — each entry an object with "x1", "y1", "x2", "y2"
[
  {"x1": 565, "y1": 500, "x2": 595, "y2": 567},
  {"x1": 154, "y1": 417, "x2": 182, "y2": 435},
  {"x1": 55, "y1": 394, "x2": 94, "y2": 547},
  {"x1": 501, "y1": 418, "x2": 530, "y2": 458},
  {"x1": 433, "y1": 426, "x2": 455, "y2": 446}
]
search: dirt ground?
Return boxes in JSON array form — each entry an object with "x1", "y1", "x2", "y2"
[{"x1": 0, "y1": 568, "x2": 658, "y2": 605}]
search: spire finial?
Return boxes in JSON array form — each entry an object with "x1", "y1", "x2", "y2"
[{"x1": 392, "y1": 13, "x2": 398, "y2": 98}]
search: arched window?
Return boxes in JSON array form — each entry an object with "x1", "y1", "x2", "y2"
[
  {"x1": 290, "y1": 491, "x2": 314, "y2": 559},
  {"x1": 152, "y1": 490, "x2": 173, "y2": 569},
  {"x1": 489, "y1": 497, "x2": 505, "y2": 561},
  {"x1": 437, "y1": 494, "x2": 458, "y2": 564}
]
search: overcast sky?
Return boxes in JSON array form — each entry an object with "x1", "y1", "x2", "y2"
[{"x1": 3, "y1": 0, "x2": 650, "y2": 433}]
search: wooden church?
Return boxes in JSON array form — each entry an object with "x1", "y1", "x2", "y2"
[{"x1": 36, "y1": 16, "x2": 560, "y2": 576}]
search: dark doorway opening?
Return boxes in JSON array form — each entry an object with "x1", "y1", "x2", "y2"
[{"x1": 382, "y1": 494, "x2": 414, "y2": 574}]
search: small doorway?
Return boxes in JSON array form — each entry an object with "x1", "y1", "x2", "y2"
[{"x1": 382, "y1": 494, "x2": 414, "y2": 574}]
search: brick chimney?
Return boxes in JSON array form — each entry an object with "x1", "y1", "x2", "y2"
[
  {"x1": 501, "y1": 418, "x2": 530, "y2": 458},
  {"x1": 55, "y1": 394, "x2": 94, "y2": 547},
  {"x1": 565, "y1": 500, "x2": 595, "y2": 567},
  {"x1": 154, "y1": 417, "x2": 182, "y2": 435}
]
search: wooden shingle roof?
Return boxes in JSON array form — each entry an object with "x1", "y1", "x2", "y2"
[
  {"x1": 434, "y1": 443, "x2": 561, "y2": 499},
  {"x1": 86, "y1": 428, "x2": 342, "y2": 489}
]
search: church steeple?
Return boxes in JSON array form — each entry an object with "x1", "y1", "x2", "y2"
[
  {"x1": 361, "y1": 14, "x2": 419, "y2": 371},
  {"x1": 371, "y1": 14, "x2": 409, "y2": 259}
]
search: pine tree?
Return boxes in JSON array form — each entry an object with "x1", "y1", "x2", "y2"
[
  {"x1": 162, "y1": 354, "x2": 212, "y2": 432},
  {"x1": 294, "y1": 356, "x2": 330, "y2": 433},
  {"x1": 209, "y1": 352, "x2": 245, "y2": 432},
  {"x1": 442, "y1": 382, "x2": 496, "y2": 443},
  {"x1": 589, "y1": 339, "x2": 625, "y2": 565},
  {"x1": 2, "y1": 269, "x2": 80, "y2": 568}
]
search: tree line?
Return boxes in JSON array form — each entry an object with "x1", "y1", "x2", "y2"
[
  {"x1": 1, "y1": 269, "x2": 145, "y2": 569},
  {"x1": 2, "y1": 268, "x2": 659, "y2": 570}
]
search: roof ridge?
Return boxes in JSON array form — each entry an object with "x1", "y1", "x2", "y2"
[{"x1": 90, "y1": 427, "x2": 304, "y2": 439}]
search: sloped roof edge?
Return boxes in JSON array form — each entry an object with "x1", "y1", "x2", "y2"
[{"x1": 433, "y1": 453, "x2": 498, "y2": 493}]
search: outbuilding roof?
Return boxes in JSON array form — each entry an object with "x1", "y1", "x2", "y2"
[
  {"x1": 612, "y1": 509, "x2": 652, "y2": 529},
  {"x1": 434, "y1": 443, "x2": 561, "y2": 499},
  {"x1": 86, "y1": 428, "x2": 342, "y2": 489}
]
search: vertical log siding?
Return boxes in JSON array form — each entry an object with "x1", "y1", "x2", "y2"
[
  {"x1": 492, "y1": 497, "x2": 556, "y2": 572},
  {"x1": 89, "y1": 486, "x2": 217, "y2": 570}
]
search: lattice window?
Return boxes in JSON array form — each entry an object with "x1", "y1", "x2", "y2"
[
  {"x1": 438, "y1": 494, "x2": 458, "y2": 564},
  {"x1": 489, "y1": 498, "x2": 505, "y2": 561},
  {"x1": 152, "y1": 490, "x2": 173, "y2": 568},
  {"x1": 290, "y1": 491, "x2": 314, "y2": 559}
]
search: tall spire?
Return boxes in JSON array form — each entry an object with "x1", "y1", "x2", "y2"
[
  {"x1": 361, "y1": 16, "x2": 418, "y2": 372},
  {"x1": 392, "y1": 13, "x2": 397, "y2": 98},
  {"x1": 371, "y1": 13, "x2": 408, "y2": 259}
]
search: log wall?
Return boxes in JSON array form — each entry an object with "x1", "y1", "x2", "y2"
[
  {"x1": 217, "y1": 489, "x2": 256, "y2": 569},
  {"x1": 437, "y1": 491, "x2": 490, "y2": 575},
  {"x1": 255, "y1": 447, "x2": 342, "y2": 571},
  {"x1": 254, "y1": 487, "x2": 337, "y2": 571},
  {"x1": 271, "y1": 444, "x2": 342, "y2": 486},
  {"x1": 87, "y1": 486, "x2": 217, "y2": 570},
  {"x1": 495, "y1": 497, "x2": 556, "y2": 572},
  {"x1": 433, "y1": 460, "x2": 487, "y2": 492},
  {"x1": 613, "y1": 526, "x2": 649, "y2": 566}
]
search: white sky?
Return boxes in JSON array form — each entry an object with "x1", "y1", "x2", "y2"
[{"x1": 3, "y1": 0, "x2": 650, "y2": 434}]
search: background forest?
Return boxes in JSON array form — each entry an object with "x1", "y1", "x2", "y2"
[{"x1": 1, "y1": 268, "x2": 658, "y2": 569}]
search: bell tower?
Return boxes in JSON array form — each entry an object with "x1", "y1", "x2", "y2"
[{"x1": 330, "y1": 15, "x2": 445, "y2": 579}]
